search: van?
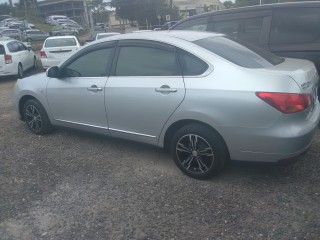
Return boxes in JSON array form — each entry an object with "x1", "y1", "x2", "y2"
[{"x1": 171, "y1": 2, "x2": 320, "y2": 97}]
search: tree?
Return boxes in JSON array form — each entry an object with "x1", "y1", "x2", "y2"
[
  {"x1": 91, "y1": 0, "x2": 111, "y2": 24},
  {"x1": 110, "y1": 0, "x2": 180, "y2": 27},
  {"x1": 0, "y1": 3, "x2": 12, "y2": 15},
  {"x1": 223, "y1": 1, "x2": 234, "y2": 9},
  {"x1": 234, "y1": 0, "x2": 278, "y2": 7}
]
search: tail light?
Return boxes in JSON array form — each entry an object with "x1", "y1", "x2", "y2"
[
  {"x1": 256, "y1": 92, "x2": 311, "y2": 114},
  {"x1": 40, "y1": 51, "x2": 47, "y2": 58},
  {"x1": 5, "y1": 54, "x2": 12, "y2": 64}
]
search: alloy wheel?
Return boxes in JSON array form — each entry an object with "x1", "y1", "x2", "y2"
[
  {"x1": 25, "y1": 105, "x2": 42, "y2": 132},
  {"x1": 176, "y1": 134, "x2": 214, "y2": 174}
]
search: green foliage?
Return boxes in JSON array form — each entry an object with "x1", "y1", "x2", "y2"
[
  {"x1": 234, "y1": 0, "x2": 278, "y2": 7},
  {"x1": 110, "y1": 0, "x2": 180, "y2": 26},
  {"x1": 0, "y1": 3, "x2": 13, "y2": 15},
  {"x1": 91, "y1": 0, "x2": 111, "y2": 24},
  {"x1": 223, "y1": 1, "x2": 235, "y2": 9}
]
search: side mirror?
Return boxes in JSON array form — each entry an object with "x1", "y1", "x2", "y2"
[{"x1": 46, "y1": 66, "x2": 59, "y2": 78}]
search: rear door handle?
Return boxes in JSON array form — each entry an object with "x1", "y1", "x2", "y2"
[
  {"x1": 87, "y1": 85, "x2": 102, "y2": 92},
  {"x1": 155, "y1": 85, "x2": 177, "y2": 93}
]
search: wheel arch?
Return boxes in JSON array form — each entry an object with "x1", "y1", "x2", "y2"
[{"x1": 162, "y1": 119, "x2": 230, "y2": 157}]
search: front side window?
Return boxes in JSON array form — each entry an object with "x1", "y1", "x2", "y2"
[
  {"x1": 17, "y1": 42, "x2": 27, "y2": 51},
  {"x1": 172, "y1": 17, "x2": 211, "y2": 31},
  {"x1": 115, "y1": 46, "x2": 178, "y2": 76},
  {"x1": 45, "y1": 38, "x2": 77, "y2": 48},
  {"x1": 62, "y1": 48, "x2": 113, "y2": 77},
  {"x1": 270, "y1": 8, "x2": 320, "y2": 44},
  {"x1": 195, "y1": 36, "x2": 284, "y2": 68}
]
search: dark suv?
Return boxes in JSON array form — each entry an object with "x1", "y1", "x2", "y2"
[{"x1": 171, "y1": 2, "x2": 320, "y2": 97}]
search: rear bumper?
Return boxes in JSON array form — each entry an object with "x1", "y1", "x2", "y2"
[
  {"x1": 222, "y1": 104, "x2": 320, "y2": 162},
  {"x1": 0, "y1": 63, "x2": 17, "y2": 76},
  {"x1": 41, "y1": 58, "x2": 62, "y2": 69}
]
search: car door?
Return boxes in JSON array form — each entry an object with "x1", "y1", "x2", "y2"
[
  {"x1": 105, "y1": 40, "x2": 185, "y2": 145},
  {"x1": 47, "y1": 42, "x2": 115, "y2": 133},
  {"x1": 17, "y1": 42, "x2": 32, "y2": 69}
]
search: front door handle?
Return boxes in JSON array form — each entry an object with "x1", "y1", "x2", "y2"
[
  {"x1": 155, "y1": 85, "x2": 177, "y2": 93},
  {"x1": 87, "y1": 85, "x2": 103, "y2": 92}
]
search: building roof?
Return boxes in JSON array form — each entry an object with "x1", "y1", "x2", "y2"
[
  {"x1": 38, "y1": 0, "x2": 85, "y2": 7},
  {"x1": 174, "y1": 0, "x2": 224, "y2": 9}
]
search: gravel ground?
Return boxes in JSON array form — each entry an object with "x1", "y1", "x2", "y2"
[{"x1": 0, "y1": 75, "x2": 320, "y2": 240}]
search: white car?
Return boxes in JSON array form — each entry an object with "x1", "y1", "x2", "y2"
[
  {"x1": 0, "y1": 37, "x2": 36, "y2": 78},
  {"x1": 40, "y1": 36, "x2": 80, "y2": 70}
]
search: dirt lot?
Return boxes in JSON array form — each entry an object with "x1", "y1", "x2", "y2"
[{"x1": 0, "y1": 75, "x2": 320, "y2": 240}]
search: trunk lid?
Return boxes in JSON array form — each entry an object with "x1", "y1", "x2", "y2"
[
  {"x1": 260, "y1": 58, "x2": 318, "y2": 106},
  {"x1": 43, "y1": 37, "x2": 79, "y2": 59}
]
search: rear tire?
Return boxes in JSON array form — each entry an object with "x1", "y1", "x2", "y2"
[
  {"x1": 17, "y1": 63, "x2": 23, "y2": 79},
  {"x1": 33, "y1": 57, "x2": 37, "y2": 70},
  {"x1": 23, "y1": 99, "x2": 53, "y2": 135},
  {"x1": 170, "y1": 124, "x2": 228, "y2": 179}
]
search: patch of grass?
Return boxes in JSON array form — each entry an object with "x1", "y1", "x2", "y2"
[{"x1": 34, "y1": 23, "x2": 52, "y2": 32}]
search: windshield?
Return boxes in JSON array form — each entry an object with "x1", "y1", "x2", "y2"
[
  {"x1": 194, "y1": 36, "x2": 284, "y2": 68},
  {"x1": 45, "y1": 38, "x2": 77, "y2": 48}
]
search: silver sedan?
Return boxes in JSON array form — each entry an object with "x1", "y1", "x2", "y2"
[{"x1": 13, "y1": 31, "x2": 320, "y2": 179}]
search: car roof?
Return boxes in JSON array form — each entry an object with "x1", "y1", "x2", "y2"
[
  {"x1": 172, "y1": 1, "x2": 320, "y2": 26},
  {"x1": 45, "y1": 36, "x2": 77, "y2": 40},
  {"x1": 0, "y1": 37, "x2": 18, "y2": 44},
  {"x1": 97, "y1": 32, "x2": 120, "y2": 35},
  {"x1": 102, "y1": 30, "x2": 224, "y2": 42}
]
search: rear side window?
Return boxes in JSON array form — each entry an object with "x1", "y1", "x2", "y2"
[
  {"x1": 178, "y1": 50, "x2": 208, "y2": 75},
  {"x1": 213, "y1": 17, "x2": 263, "y2": 44},
  {"x1": 115, "y1": 46, "x2": 179, "y2": 76},
  {"x1": 45, "y1": 38, "x2": 77, "y2": 47},
  {"x1": 195, "y1": 36, "x2": 284, "y2": 68},
  {"x1": 0, "y1": 45, "x2": 5, "y2": 55},
  {"x1": 270, "y1": 8, "x2": 320, "y2": 44},
  {"x1": 172, "y1": 17, "x2": 211, "y2": 31},
  {"x1": 7, "y1": 42, "x2": 19, "y2": 52}
]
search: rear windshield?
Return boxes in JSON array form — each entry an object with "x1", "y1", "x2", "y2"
[
  {"x1": 45, "y1": 38, "x2": 77, "y2": 48},
  {"x1": 194, "y1": 36, "x2": 284, "y2": 68},
  {"x1": 0, "y1": 45, "x2": 5, "y2": 55}
]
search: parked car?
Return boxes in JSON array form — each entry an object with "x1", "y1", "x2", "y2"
[
  {"x1": 61, "y1": 23, "x2": 84, "y2": 33},
  {"x1": 40, "y1": 36, "x2": 80, "y2": 69},
  {"x1": 56, "y1": 19, "x2": 77, "y2": 25},
  {"x1": 0, "y1": 37, "x2": 37, "y2": 78},
  {"x1": 95, "y1": 32, "x2": 120, "y2": 40},
  {"x1": 171, "y1": 1, "x2": 320, "y2": 98},
  {"x1": 0, "y1": 29, "x2": 22, "y2": 41},
  {"x1": 13, "y1": 31, "x2": 320, "y2": 179},
  {"x1": 0, "y1": 15, "x2": 11, "y2": 22},
  {"x1": 23, "y1": 29, "x2": 49, "y2": 42},
  {"x1": 50, "y1": 25, "x2": 78, "y2": 36},
  {"x1": 154, "y1": 21, "x2": 179, "y2": 31},
  {"x1": 46, "y1": 15, "x2": 69, "y2": 25}
]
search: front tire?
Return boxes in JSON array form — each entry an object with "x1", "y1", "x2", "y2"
[
  {"x1": 171, "y1": 124, "x2": 228, "y2": 179},
  {"x1": 23, "y1": 99, "x2": 53, "y2": 135}
]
